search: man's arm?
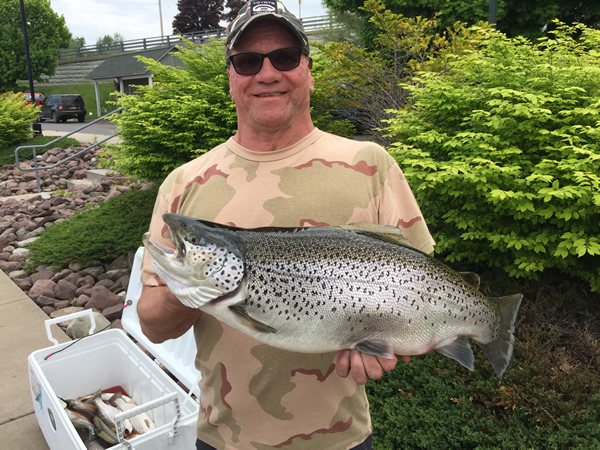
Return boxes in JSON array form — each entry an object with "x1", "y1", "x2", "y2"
[{"x1": 137, "y1": 285, "x2": 202, "y2": 343}]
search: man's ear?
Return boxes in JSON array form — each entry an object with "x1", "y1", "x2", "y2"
[{"x1": 308, "y1": 57, "x2": 313, "y2": 70}]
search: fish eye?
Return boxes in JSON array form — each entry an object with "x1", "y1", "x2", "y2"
[{"x1": 189, "y1": 234, "x2": 201, "y2": 245}]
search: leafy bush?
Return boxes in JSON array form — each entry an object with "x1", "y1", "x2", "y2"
[
  {"x1": 108, "y1": 39, "x2": 237, "y2": 182},
  {"x1": 313, "y1": 0, "x2": 480, "y2": 143},
  {"x1": 25, "y1": 185, "x2": 157, "y2": 270},
  {"x1": 0, "y1": 92, "x2": 39, "y2": 148},
  {"x1": 386, "y1": 22, "x2": 600, "y2": 292}
]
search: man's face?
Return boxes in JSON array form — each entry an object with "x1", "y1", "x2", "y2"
[{"x1": 227, "y1": 20, "x2": 314, "y2": 132}]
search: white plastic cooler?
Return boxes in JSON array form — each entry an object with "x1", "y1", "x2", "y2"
[{"x1": 28, "y1": 248, "x2": 202, "y2": 449}]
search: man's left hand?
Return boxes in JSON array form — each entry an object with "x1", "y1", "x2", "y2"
[{"x1": 335, "y1": 349, "x2": 410, "y2": 385}]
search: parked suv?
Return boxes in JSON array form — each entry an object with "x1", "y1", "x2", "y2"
[{"x1": 39, "y1": 94, "x2": 86, "y2": 123}]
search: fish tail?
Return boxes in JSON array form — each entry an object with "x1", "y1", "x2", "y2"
[{"x1": 480, "y1": 294, "x2": 523, "y2": 379}]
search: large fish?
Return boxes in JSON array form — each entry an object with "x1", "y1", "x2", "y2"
[{"x1": 143, "y1": 213, "x2": 522, "y2": 379}]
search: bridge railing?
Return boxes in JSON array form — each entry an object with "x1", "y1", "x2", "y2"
[{"x1": 57, "y1": 15, "x2": 333, "y2": 61}]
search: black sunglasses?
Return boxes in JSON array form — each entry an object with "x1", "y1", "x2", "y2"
[{"x1": 227, "y1": 47, "x2": 309, "y2": 76}]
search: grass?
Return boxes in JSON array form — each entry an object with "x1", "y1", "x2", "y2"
[
  {"x1": 21, "y1": 188, "x2": 600, "y2": 448},
  {"x1": 1, "y1": 135, "x2": 81, "y2": 166}
]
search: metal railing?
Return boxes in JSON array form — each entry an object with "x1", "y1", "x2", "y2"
[
  {"x1": 56, "y1": 15, "x2": 334, "y2": 60},
  {"x1": 15, "y1": 109, "x2": 122, "y2": 193}
]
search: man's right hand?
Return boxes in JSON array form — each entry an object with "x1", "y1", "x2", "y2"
[{"x1": 137, "y1": 285, "x2": 202, "y2": 343}]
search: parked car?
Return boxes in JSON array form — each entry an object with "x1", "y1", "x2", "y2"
[
  {"x1": 39, "y1": 94, "x2": 86, "y2": 123},
  {"x1": 23, "y1": 92, "x2": 45, "y2": 106}
]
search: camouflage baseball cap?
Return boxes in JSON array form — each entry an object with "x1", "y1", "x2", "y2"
[{"x1": 226, "y1": 0, "x2": 310, "y2": 53}]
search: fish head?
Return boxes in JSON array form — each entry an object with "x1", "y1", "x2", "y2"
[{"x1": 142, "y1": 213, "x2": 245, "y2": 308}]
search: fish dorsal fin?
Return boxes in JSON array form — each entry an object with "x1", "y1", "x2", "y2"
[
  {"x1": 459, "y1": 272, "x2": 481, "y2": 290},
  {"x1": 337, "y1": 223, "x2": 417, "y2": 249}
]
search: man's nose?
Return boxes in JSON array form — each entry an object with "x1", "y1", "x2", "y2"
[{"x1": 255, "y1": 56, "x2": 282, "y2": 80}]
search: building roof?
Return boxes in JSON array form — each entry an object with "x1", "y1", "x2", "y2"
[{"x1": 86, "y1": 46, "x2": 179, "y2": 81}]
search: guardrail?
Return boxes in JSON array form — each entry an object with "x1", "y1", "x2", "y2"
[
  {"x1": 15, "y1": 109, "x2": 122, "y2": 193},
  {"x1": 56, "y1": 15, "x2": 333, "y2": 60}
]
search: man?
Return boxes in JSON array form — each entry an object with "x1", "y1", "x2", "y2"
[{"x1": 138, "y1": 1, "x2": 435, "y2": 448}]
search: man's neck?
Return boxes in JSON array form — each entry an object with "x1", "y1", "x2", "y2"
[{"x1": 233, "y1": 121, "x2": 316, "y2": 152}]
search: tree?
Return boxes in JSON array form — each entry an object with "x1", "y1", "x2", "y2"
[
  {"x1": 324, "y1": 0, "x2": 600, "y2": 41},
  {"x1": 0, "y1": 0, "x2": 71, "y2": 93},
  {"x1": 69, "y1": 36, "x2": 86, "y2": 48},
  {"x1": 173, "y1": 0, "x2": 223, "y2": 34},
  {"x1": 96, "y1": 33, "x2": 124, "y2": 51},
  {"x1": 222, "y1": 0, "x2": 245, "y2": 22}
]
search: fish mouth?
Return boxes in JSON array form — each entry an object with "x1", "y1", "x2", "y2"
[{"x1": 142, "y1": 232, "x2": 181, "y2": 262}]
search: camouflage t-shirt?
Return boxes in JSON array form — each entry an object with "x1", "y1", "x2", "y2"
[{"x1": 141, "y1": 128, "x2": 435, "y2": 449}]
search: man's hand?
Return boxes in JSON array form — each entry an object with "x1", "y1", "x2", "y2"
[{"x1": 335, "y1": 349, "x2": 410, "y2": 385}]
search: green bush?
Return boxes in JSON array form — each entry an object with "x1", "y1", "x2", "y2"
[
  {"x1": 386, "y1": 22, "x2": 600, "y2": 292},
  {"x1": 107, "y1": 39, "x2": 236, "y2": 182},
  {"x1": 25, "y1": 185, "x2": 157, "y2": 270},
  {"x1": 0, "y1": 92, "x2": 39, "y2": 148}
]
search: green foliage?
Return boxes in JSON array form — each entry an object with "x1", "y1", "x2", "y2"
[
  {"x1": 0, "y1": 92, "x2": 39, "y2": 148},
  {"x1": 96, "y1": 32, "x2": 124, "y2": 51},
  {"x1": 386, "y1": 22, "x2": 600, "y2": 291},
  {"x1": 25, "y1": 185, "x2": 158, "y2": 270},
  {"x1": 0, "y1": 0, "x2": 71, "y2": 92},
  {"x1": 1, "y1": 135, "x2": 79, "y2": 166},
  {"x1": 313, "y1": 0, "x2": 478, "y2": 142},
  {"x1": 108, "y1": 39, "x2": 237, "y2": 182},
  {"x1": 324, "y1": 0, "x2": 600, "y2": 43}
]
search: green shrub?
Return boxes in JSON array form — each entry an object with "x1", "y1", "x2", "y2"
[
  {"x1": 107, "y1": 39, "x2": 237, "y2": 182},
  {"x1": 386, "y1": 22, "x2": 600, "y2": 292},
  {"x1": 25, "y1": 185, "x2": 157, "y2": 270},
  {"x1": 0, "y1": 92, "x2": 39, "y2": 148}
]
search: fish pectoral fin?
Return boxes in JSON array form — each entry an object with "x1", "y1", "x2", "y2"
[
  {"x1": 228, "y1": 305, "x2": 277, "y2": 334},
  {"x1": 435, "y1": 336, "x2": 475, "y2": 371},
  {"x1": 355, "y1": 340, "x2": 395, "y2": 359}
]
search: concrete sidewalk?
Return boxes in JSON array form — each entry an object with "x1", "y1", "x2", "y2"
[
  {"x1": 0, "y1": 129, "x2": 114, "y2": 448},
  {"x1": 0, "y1": 270, "x2": 70, "y2": 449}
]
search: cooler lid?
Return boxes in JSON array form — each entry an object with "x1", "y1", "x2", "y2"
[{"x1": 122, "y1": 247, "x2": 201, "y2": 397}]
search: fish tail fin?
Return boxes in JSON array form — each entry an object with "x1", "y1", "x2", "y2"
[{"x1": 480, "y1": 294, "x2": 523, "y2": 379}]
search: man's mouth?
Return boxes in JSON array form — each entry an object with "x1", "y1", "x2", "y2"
[{"x1": 256, "y1": 92, "x2": 284, "y2": 97}]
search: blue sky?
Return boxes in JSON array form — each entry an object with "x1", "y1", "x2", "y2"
[{"x1": 48, "y1": 0, "x2": 329, "y2": 46}]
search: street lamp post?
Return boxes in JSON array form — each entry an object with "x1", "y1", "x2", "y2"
[
  {"x1": 19, "y1": 0, "x2": 36, "y2": 105},
  {"x1": 19, "y1": 0, "x2": 41, "y2": 136},
  {"x1": 489, "y1": 0, "x2": 497, "y2": 28}
]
